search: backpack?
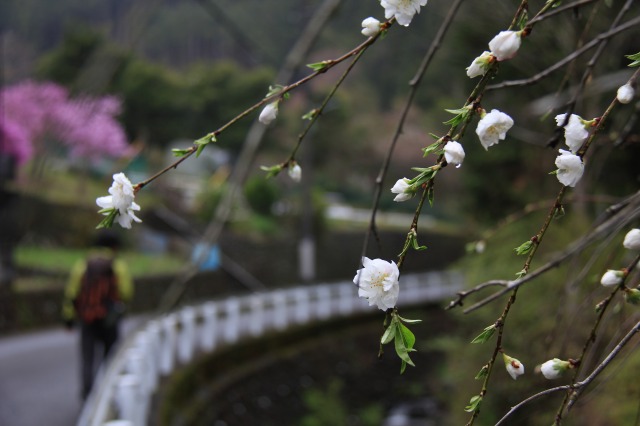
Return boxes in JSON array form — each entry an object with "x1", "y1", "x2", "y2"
[{"x1": 74, "y1": 256, "x2": 121, "y2": 324}]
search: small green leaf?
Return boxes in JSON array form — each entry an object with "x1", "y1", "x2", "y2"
[
  {"x1": 397, "y1": 315, "x2": 422, "y2": 324},
  {"x1": 381, "y1": 323, "x2": 396, "y2": 345},
  {"x1": 302, "y1": 109, "x2": 319, "y2": 120},
  {"x1": 475, "y1": 364, "x2": 489, "y2": 380},
  {"x1": 265, "y1": 84, "x2": 285, "y2": 98},
  {"x1": 515, "y1": 269, "x2": 527, "y2": 279},
  {"x1": 427, "y1": 185, "x2": 435, "y2": 207},
  {"x1": 517, "y1": 10, "x2": 528, "y2": 30},
  {"x1": 422, "y1": 141, "x2": 442, "y2": 157},
  {"x1": 96, "y1": 209, "x2": 117, "y2": 229},
  {"x1": 171, "y1": 148, "x2": 192, "y2": 157},
  {"x1": 195, "y1": 143, "x2": 206, "y2": 158},
  {"x1": 514, "y1": 240, "x2": 534, "y2": 255},
  {"x1": 260, "y1": 164, "x2": 283, "y2": 178},
  {"x1": 626, "y1": 52, "x2": 640, "y2": 67},
  {"x1": 471, "y1": 324, "x2": 496, "y2": 344},
  {"x1": 307, "y1": 60, "x2": 331, "y2": 71},
  {"x1": 464, "y1": 395, "x2": 483, "y2": 413}
]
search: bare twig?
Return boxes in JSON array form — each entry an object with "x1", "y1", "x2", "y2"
[{"x1": 486, "y1": 16, "x2": 640, "y2": 92}]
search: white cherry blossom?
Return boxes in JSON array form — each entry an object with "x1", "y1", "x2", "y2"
[
  {"x1": 361, "y1": 17, "x2": 381, "y2": 37},
  {"x1": 475, "y1": 109, "x2": 514, "y2": 150},
  {"x1": 354, "y1": 257, "x2": 400, "y2": 311},
  {"x1": 488, "y1": 30, "x2": 521, "y2": 61},
  {"x1": 554, "y1": 149, "x2": 584, "y2": 187},
  {"x1": 96, "y1": 173, "x2": 142, "y2": 229},
  {"x1": 380, "y1": 0, "x2": 428, "y2": 27},
  {"x1": 555, "y1": 113, "x2": 589, "y2": 153},
  {"x1": 443, "y1": 140, "x2": 465, "y2": 168}
]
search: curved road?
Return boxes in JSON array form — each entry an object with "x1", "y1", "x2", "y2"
[
  {"x1": 0, "y1": 327, "x2": 82, "y2": 426},
  {"x1": 0, "y1": 320, "x2": 140, "y2": 426}
]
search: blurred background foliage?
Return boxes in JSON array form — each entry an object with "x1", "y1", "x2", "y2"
[{"x1": 1, "y1": 0, "x2": 640, "y2": 424}]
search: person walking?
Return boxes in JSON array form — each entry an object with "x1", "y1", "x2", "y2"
[{"x1": 62, "y1": 231, "x2": 133, "y2": 399}]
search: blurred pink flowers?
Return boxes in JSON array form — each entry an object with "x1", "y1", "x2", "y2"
[{"x1": 1, "y1": 80, "x2": 130, "y2": 165}]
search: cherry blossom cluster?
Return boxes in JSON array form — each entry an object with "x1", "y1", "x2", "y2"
[
  {"x1": 0, "y1": 81, "x2": 130, "y2": 165},
  {"x1": 96, "y1": 173, "x2": 142, "y2": 229},
  {"x1": 467, "y1": 30, "x2": 523, "y2": 79}
]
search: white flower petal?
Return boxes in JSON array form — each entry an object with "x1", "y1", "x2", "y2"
[
  {"x1": 259, "y1": 102, "x2": 279, "y2": 125},
  {"x1": 443, "y1": 141, "x2": 465, "y2": 168}
]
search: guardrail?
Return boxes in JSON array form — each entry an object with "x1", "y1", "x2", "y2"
[{"x1": 78, "y1": 270, "x2": 463, "y2": 426}]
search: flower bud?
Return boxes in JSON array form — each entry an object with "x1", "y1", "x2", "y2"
[
  {"x1": 617, "y1": 83, "x2": 635, "y2": 104},
  {"x1": 488, "y1": 30, "x2": 521, "y2": 61},
  {"x1": 361, "y1": 17, "x2": 381, "y2": 37},
  {"x1": 540, "y1": 358, "x2": 571, "y2": 379},
  {"x1": 391, "y1": 178, "x2": 415, "y2": 202},
  {"x1": 443, "y1": 141, "x2": 465, "y2": 168},
  {"x1": 624, "y1": 288, "x2": 640, "y2": 305},
  {"x1": 600, "y1": 270, "x2": 624, "y2": 287},
  {"x1": 288, "y1": 163, "x2": 302, "y2": 182},
  {"x1": 503, "y1": 353, "x2": 525, "y2": 380},
  {"x1": 259, "y1": 101, "x2": 279, "y2": 125},
  {"x1": 623, "y1": 229, "x2": 640, "y2": 250},
  {"x1": 466, "y1": 51, "x2": 492, "y2": 78}
]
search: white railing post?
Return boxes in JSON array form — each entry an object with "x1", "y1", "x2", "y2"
[
  {"x1": 159, "y1": 315, "x2": 177, "y2": 375},
  {"x1": 271, "y1": 290, "x2": 288, "y2": 330},
  {"x1": 248, "y1": 294, "x2": 265, "y2": 336},
  {"x1": 102, "y1": 421, "x2": 133, "y2": 426},
  {"x1": 177, "y1": 307, "x2": 196, "y2": 364},
  {"x1": 200, "y1": 302, "x2": 218, "y2": 352},
  {"x1": 139, "y1": 323, "x2": 160, "y2": 392},
  {"x1": 222, "y1": 297, "x2": 240, "y2": 343},
  {"x1": 316, "y1": 285, "x2": 332, "y2": 319},
  {"x1": 338, "y1": 284, "x2": 354, "y2": 315},
  {"x1": 114, "y1": 374, "x2": 141, "y2": 424},
  {"x1": 294, "y1": 288, "x2": 310, "y2": 324}
]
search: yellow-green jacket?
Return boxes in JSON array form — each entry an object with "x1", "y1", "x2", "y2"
[{"x1": 61, "y1": 249, "x2": 134, "y2": 322}]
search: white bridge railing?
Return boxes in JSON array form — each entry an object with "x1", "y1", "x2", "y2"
[{"x1": 78, "y1": 270, "x2": 463, "y2": 426}]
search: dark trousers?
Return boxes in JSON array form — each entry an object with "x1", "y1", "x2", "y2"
[{"x1": 80, "y1": 319, "x2": 119, "y2": 399}]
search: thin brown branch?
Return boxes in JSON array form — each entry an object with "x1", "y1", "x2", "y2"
[{"x1": 495, "y1": 319, "x2": 640, "y2": 426}]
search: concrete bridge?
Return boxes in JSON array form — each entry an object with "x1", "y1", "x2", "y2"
[{"x1": 71, "y1": 270, "x2": 462, "y2": 426}]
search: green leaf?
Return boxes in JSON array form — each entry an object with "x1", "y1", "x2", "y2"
[
  {"x1": 171, "y1": 148, "x2": 192, "y2": 157},
  {"x1": 427, "y1": 185, "x2": 435, "y2": 207},
  {"x1": 464, "y1": 395, "x2": 482, "y2": 413},
  {"x1": 471, "y1": 324, "x2": 496, "y2": 344},
  {"x1": 265, "y1": 84, "x2": 285, "y2": 98},
  {"x1": 515, "y1": 269, "x2": 527, "y2": 279},
  {"x1": 626, "y1": 52, "x2": 640, "y2": 67},
  {"x1": 394, "y1": 322, "x2": 417, "y2": 372},
  {"x1": 475, "y1": 365, "x2": 489, "y2": 380},
  {"x1": 397, "y1": 315, "x2": 422, "y2": 324},
  {"x1": 96, "y1": 209, "x2": 117, "y2": 229},
  {"x1": 422, "y1": 141, "x2": 442, "y2": 157},
  {"x1": 195, "y1": 143, "x2": 206, "y2": 158},
  {"x1": 517, "y1": 10, "x2": 529, "y2": 30},
  {"x1": 307, "y1": 60, "x2": 330, "y2": 71},
  {"x1": 302, "y1": 109, "x2": 318, "y2": 120},
  {"x1": 514, "y1": 240, "x2": 534, "y2": 255},
  {"x1": 381, "y1": 322, "x2": 396, "y2": 345},
  {"x1": 260, "y1": 164, "x2": 283, "y2": 178}
]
